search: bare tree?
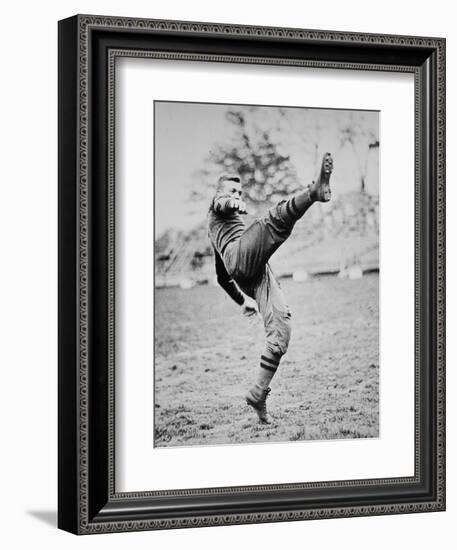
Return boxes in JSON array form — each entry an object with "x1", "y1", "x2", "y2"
[
  {"x1": 338, "y1": 113, "x2": 379, "y2": 193},
  {"x1": 192, "y1": 107, "x2": 301, "y2": 209}
]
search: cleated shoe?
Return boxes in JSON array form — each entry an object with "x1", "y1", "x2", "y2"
[
  {"x1": 246, "y1": 386, "x2": 272, "y2": 424},
  {"x1": 311, "y1": 152, "x2": 334, "y2": 202}
]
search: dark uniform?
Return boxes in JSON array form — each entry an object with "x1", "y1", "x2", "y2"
[
  {"x1": 207, "y1": 153, "x2": 333, "y2": 422},
  {"x1": 207, "y1": 193, "x2": 312, "y2": 364}
]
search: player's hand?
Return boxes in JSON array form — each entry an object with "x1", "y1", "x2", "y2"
[
  {"x1": 229, "y1": 199, "x2": 248, "y2": 214},
  {"x1": 236, "y1": 200, "x2": 248, "y2": 214},
  {"x1": 241, "y1": 296, "x2": 260, "y2": 319}
]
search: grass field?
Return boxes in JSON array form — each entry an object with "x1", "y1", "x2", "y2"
[{"x1": 154, "y1": 273, "x2": 379, "y2": 447}]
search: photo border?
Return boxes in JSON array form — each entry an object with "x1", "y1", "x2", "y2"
[
  {"x1": 58, "y1": 14, "x2": 445, "y2": 534},
  {"x1": 150, "y1": 97, "x2": 381, "y2": 452}
]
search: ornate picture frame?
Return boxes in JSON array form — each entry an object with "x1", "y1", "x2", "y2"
[{"x1": 58, "y1": 14, "x2": 445, "y2": 534}]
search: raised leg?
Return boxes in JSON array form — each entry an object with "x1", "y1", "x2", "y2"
[{"x1": 224, "y1": 153, "x2": 333, "y2": 285}]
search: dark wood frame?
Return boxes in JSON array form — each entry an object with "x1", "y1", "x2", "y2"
[{"x1": 58, "y1": 14, "x2": 446, "y2": 534}]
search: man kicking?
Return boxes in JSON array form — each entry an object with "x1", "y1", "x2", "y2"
[{"x1": 207, "y1": 153, "x2": 334, "y2": 424}]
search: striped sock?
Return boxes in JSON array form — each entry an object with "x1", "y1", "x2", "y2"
[
  {"x1": 289, "y1": 187, "x2": 313, "y2": 218},
  {"x1": 280, "y1": 188, "x2": 313, "y2": 226},
  {"x1": 256, "y1": 354, "x2": 281, "y2": 390},
  {"x1": 260, "y1": 354, "x2": 280, "y2": 373}
]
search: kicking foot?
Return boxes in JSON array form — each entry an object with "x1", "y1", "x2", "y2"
[
  {"x1": 246, "y1": 386, "x2": 272, "y2": 424},
  {"x1": 311, "y1": 152, "x2": 333, "y2": 202}
]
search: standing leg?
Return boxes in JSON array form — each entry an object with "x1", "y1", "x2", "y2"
[{"x1": 245, "y1": 266, "x2": 292, "y2": 423}]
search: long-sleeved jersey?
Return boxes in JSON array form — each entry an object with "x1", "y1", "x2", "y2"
[
  {"x1": 207, "y1": 194, "x2": 245, "y2": 257},
  {"x1": 207, "y1": 194, "x2": 246, "y2": 305},
  {"x1": 213, "y1": 247, "x2": 245, "y2": 305}
]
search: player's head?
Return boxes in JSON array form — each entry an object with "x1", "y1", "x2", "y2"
[{"x1": 217, "y1": 173, "x2": 242, "y2": 199}]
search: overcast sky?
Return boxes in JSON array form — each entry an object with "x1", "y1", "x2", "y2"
[{"x1": 154, "y1": 101, "x2": 379, "y2": 236}]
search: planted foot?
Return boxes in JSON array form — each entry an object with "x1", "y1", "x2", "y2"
[{"x1": 246, "y1": 386, "x2": 272, "y2": 424}]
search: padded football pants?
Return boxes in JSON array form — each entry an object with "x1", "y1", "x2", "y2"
[{"x1": 223, "y1": 197, "x2": 306, "y2": 359}]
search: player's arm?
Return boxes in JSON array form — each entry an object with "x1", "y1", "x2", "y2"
[
  {"x1": 212, "y1": 194, "x2": 247, "y2": 215},
  {"x1": 214, "y1": 250, "x2": 259, "y2": 317},
  {"x1": 214, "y1": 249, "x2": 245, "y2": 305}
]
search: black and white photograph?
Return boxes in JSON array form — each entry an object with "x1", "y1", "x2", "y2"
[
  {"x1": 154, "y1": 101, "x2": 380, "y2": 447},
  {"x1": 0, "y1": 0, "x2": 450, "y2": 543}
]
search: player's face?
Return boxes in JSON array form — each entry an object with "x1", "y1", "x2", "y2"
[{"x1": 223, "y1": 178, "x2": 242, "y2": 200}]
